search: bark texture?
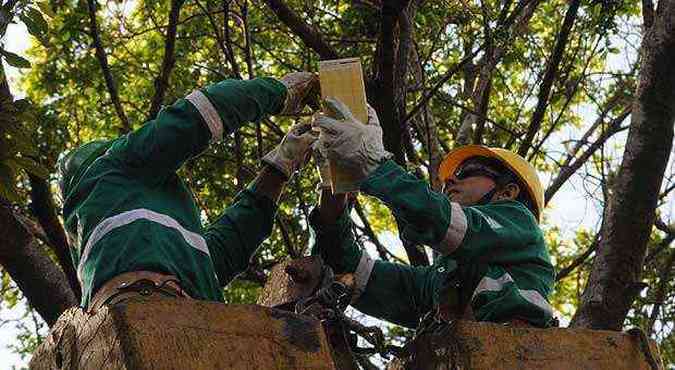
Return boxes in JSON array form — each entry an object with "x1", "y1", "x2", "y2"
[
  {"x1": 386, "y1": 320, "x2": 663, "y2": 370},
  {"x1": 0, "y1": 202, "x2": 77, "y2": 326},
  {"x1": 570, "y1": 0, "x2": 675, "y2": 330},
  {"x1": 28, "y1": 175, "x2": 81, "y2": 300},
  {"x1": 30, "y1": 299, "x2": 337, "y2": 370},
  {"x1": 263, "y1": 0, "x2": 339, "y2": 60}
]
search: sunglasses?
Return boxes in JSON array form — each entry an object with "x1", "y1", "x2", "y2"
[{"x1": 453, "y1": 165, "x2": 501, "y2": 181}]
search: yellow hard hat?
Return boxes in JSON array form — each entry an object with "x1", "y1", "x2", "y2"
[{"x1": 438, "y1": 145, "x2": 545, "y2": 221}]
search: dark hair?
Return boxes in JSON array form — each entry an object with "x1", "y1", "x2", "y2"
[{"x1": 461, "y1": 157, "x2": 538, "y2": 217}]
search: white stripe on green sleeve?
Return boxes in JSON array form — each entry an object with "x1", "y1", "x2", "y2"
[
  {"x1": 186, "y1": 90, "x2": 224, "y2": 141},
  {"x1": 351, "y1": 252, "x2": 375, "y2": 303},
  {"x1": 434, "y1": 202, "x2": 468, "y2": 255}
]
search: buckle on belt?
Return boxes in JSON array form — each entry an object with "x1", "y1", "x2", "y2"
[{"x1": 117, "y1": 278, "x2": 182, "y2": 298}]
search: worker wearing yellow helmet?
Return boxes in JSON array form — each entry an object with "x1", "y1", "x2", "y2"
[
  {"x1": 309, "y1": 99, "x2": 555, "y2": 328},
  {"x1": 438, "y1": 145, "x2": 545, "y2": 222}
]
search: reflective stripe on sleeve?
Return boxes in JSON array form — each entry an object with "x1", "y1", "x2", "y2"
[
  {"x1": 472, "y1": 273, "x2": 554, "y2": 316},
  {"x1": 77, "y1": 208, "x2": 210, "y2": 282},
  {"x1": 351, "y1": 252, "x2": 375, "y2": 303},
  {"x1": 434, "y1": 202, "x2": 468, "y2": 255},
  {"x1": 186, "y1": 90, "x2": 224, "y2": 141}
]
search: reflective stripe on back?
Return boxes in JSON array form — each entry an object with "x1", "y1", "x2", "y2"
[
  {"x1": 472, "y1": 273, "x2": 553, "y2": 316},
  {"x1": 77, "y1": 208, "x2": 209, "y2": 282}
]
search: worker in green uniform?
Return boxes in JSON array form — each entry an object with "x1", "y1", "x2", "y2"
[
  {"x1": 309, "y1": 99, "x2": 555, "y2": 328},
  {"x1": 57, "y1": 73, "x2": 319, "y2": 310}
]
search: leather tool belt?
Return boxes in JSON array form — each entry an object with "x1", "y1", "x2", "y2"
[{"x1": 88, "y1": 271, "x2": 191, "y2": 313}]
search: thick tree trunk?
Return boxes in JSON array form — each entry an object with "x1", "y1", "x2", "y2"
[
  {"x1": 570, "y1": 0, "x2": 675, "y2": 330},
  {"x1": 0, "y1": 201, "x2": 77, "y2": 326}
]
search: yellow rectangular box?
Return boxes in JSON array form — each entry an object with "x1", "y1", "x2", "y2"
[
  {"x1": 318, "y1": 58, "x2": 369, "y2": 193},
  {"x1": 318, "y1": 57, "x2": 368, "y2": 123}
]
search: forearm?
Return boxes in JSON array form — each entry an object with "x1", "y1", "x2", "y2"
[
  {"x1": 309, "y1": 204, "x2": 361, "y2": 274},
  {"x1": 309, "y1": 202, "x2": 376, "y2": 303},
  {"x1": 252, "y1": 165, "x2": 288, "y2": 203},
  {"x1": 318, "y1": 189, "x2": 348, "y2": 225},
  {"x1": 360, "y1": 160, "x2": 453, "y2": 248},
  {"x1": 352, "y1": 261, "x2": 435, "y2": 329},
  {"x1": 202, "y1": 78, "x2": 286, "y2": 136},
  {"x1": 204, "y1": 176, "x2": 278, "y2": 286},
  {"x1": 115, "y1": 78, "x2": 286, "y2": 179}
]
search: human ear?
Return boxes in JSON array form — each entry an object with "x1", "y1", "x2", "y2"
[{"x1": 496, "y1": 183, "x2": 520, "y2": 201}]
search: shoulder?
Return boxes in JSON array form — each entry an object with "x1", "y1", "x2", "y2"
[
  {"x1": 462, "y1": 200, "x2": 542, "y2": 241},
  {"x1": 466, "y1": 200, "x2": 537, "y2": 226}
]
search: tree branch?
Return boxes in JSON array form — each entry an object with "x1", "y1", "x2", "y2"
[
  {"x1": 371, "y1": 0, "x2": 411, "y2": 165},
  {"x1": 275, "y1": 213, "x2": 298, "y2": 258},
  {"x1": 400, "y1": 48, "x2": 480, "y2": 139},
  {"x1": 0, "y1": 200, "x2": 77, "y2": 327},
  {"x1": 645, "y1": 221, "x2": 674, "y2": 264},
  {"x1": 86, "y1": 0, "x2": 131, "y2": 134},
  {"x1": 556, "y1": 234, "x2": 599, "y2": 281},
  {"x1": 222, "y1": 0, "x2": 242, "y2": 78},
  {"x1": 147, "y1": 0, "x2": 183, "y2": 121},
  {"x1": 28, "y1": 175, "x2": 81, "y2": 301},
  {"x1": 528, "y1": 36, "x2": 607, "y2": 160},
  {"x1": 193, "y1": 0, "x2": 239, "y2": 79},
  {"x1": 647, "y1": 246, "x2": 675, "y2": 334},
  {"x1": 400, "y1": 0, "x2": 541, "y2": 136},
  {"x1": 240, "y1": 0, "x2": 263, "y2": 159},
  {"x1": 545, "y1": 106, "x2": 631, "y2": 204},
  {"x1": 517, "y1": 0, "x2": 581, "y2": 156},
  {"x1": 353, "y1": 199, "x2": 390, "y2": 262},
  {"x1": 642, "y1": 0, "x2": 654, "y2": 29},
  {"x1": 454, "y1": 0, "x2": 536, "y2": 147},
  {"x1": 262, "y1": 0, "x2": 339, "y2": 59}
]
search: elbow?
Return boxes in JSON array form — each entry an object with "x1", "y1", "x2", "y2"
[{"x1": 432, "y1": 202, "x2": 468, "y2": 255}]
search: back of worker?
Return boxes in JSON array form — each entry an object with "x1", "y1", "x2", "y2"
[{"x1": 59, "y1": 76, "x2": 319, "y2": 308}]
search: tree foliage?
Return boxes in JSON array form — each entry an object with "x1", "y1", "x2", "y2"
[{"x1": 0, "y1": 0, "x2": 673, "y2": 367}]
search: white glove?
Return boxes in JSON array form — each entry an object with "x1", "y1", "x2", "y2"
[
  {"x1": 313, "y1": 98, "x2": 392, "y2": 193},
  {"x1": 278, "y1": 72, "x2": 320, "y2": 115},
  {"x1": 262, "y1": 122, "x2": 318, "y2": 179}
]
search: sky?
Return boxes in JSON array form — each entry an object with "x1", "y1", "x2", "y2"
[{"x1": 1, "y1": 11, "x2": 673, "y2": 370}]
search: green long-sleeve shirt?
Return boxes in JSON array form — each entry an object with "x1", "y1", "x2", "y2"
[
  {"x1": 62, "y1": 78, "x2": 287, "y2": 307},
  {"x1": 311, "y1": 160, "x2": 555, "y2": 328}
]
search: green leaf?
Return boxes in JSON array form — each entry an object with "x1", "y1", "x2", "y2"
[
  {"x1": 0, "y1": 49, "x2": 31, "y2": 68},
  {"x1": 11, "y1": 156, "x2": 50, "y2": 179},
  {"x1": 4, "y1": 121, "x2": 39, "y2": 157},
  {"x1": 36, "y1": 1, "x2": 55, "y2": 18},
  {"x1": 0, "y1": 162, "x2": 19, "y2": 202},
  {"x1": 13, "y1": 98, "x2": 33, "y2": 113},
  {"x1": 19, "y1": 7, "x2": 49, "y2": 46}
]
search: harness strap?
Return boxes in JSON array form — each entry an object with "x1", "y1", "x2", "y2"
[{"x1": 88, "y1": 271, "x2": 191, "y2": 313}]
